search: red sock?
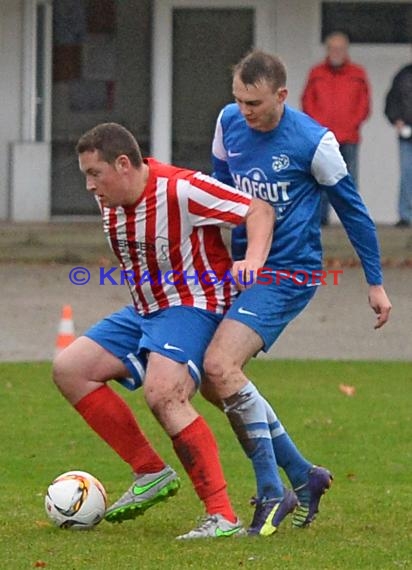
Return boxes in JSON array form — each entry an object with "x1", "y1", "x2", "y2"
[
  {"x1": 74, "y1": 385, "x2": 165, "y2": 474},
  {"x1": 172, "y1": 416, "x2": 236, "y2": 523}
]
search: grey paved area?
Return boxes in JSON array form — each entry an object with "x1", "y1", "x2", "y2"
[{"x1": 1, "y1": 263, "x2": 410, "y2": 362}]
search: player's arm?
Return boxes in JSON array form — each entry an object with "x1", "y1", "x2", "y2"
[
  {"x1": 186, "y1": 173, "x2": 274, "y2": 289},
  {"x1": 232, "y1": 198, "x2": 274, "y2": 290},
  {"x1": 368, "y1": 285, "x2": 392, "y2": 329},
  {"x1": 311, "y1": 131, "x2": 392, "y2": 328}
]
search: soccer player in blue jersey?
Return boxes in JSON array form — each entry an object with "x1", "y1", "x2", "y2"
[{"x1": 203, "y1": 50, "x2": 392, "y2": 536}]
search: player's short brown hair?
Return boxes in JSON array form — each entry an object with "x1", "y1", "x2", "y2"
[
  {"x1": 233, "y1": 50, "x2": 287, "y2": 92},
  {"x1": 76, "y1": 123, "x2": 143, "y2": 167}
]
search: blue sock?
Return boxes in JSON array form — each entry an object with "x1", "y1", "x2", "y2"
[
  {"x1": 261, "y1": 395, "x2": 311, "y2": 489},
  {"x1": 223, "y1": 381, "x2": 284, "y2": 500}
]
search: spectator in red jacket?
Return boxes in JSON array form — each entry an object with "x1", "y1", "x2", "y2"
[{"x1": 301, "y1": 31, "x2": 371, "y2": 225}]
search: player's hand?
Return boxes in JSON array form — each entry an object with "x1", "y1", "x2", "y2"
[
  {"x1": 368, "y1": 285, "x2": 392, "y2": 329},
  {"x1": 232, "y1": 259, "x2": 262, "y2": 290}
]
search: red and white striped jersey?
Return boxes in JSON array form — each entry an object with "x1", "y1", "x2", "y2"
[{"x1": 101, "y1": 158, "x2": 251, "y2": 315}]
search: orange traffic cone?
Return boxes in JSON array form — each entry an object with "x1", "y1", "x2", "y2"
[{"x1": 55, "y1": 304, "x2": 76, "y2": 357}]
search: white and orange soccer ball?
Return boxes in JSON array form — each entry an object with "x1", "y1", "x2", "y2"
[{"x1": 45, "y1": 470, "x2": 107, "y2": 529}]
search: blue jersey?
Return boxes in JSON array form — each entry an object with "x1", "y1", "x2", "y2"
[{"x1": 212, "y1": 103, "x2": 383, "y2": 285}]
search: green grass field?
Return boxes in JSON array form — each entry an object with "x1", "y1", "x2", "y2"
[{"x1": 0, "y1": 360, "x2": 411, "y2": 570}]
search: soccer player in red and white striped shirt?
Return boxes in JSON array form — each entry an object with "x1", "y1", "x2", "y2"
[{"x1": 52, "y1": 122, "x2": 274, "y2": 539}]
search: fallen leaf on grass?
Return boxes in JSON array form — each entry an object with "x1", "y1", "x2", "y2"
[
  {"x1": 34, "y1": 520, "x2": 50, "y2": 528},
  {"x1": 339, "y1": 384, "x2": 356, "y2": 396}
]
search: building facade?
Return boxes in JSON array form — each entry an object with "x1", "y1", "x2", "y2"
[{"x1": 1, "y1": 0, "x2": 411, "y2": 222}]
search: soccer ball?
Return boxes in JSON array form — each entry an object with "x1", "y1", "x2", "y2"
[{"x1": 45, "y1": 470, "x2": 107, "y2": 529}]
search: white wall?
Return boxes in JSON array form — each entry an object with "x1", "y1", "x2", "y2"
[
  {"x1": 0, "y1": 0, "x2": 23, "y2": 220},
  {"x1": 10, "y1": 142, "x2": 50, "y2": 221},
  {"x1": 275, "y1": 0, "x2": 321, "y2": 110}
]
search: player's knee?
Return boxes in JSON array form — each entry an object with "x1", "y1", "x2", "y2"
[
  {"x1": 144, "y1": 377, "x2": 184, "y2": 415},
  {"x1": 204, "y1": 348, "x2": 246, "y2": 399},
  {"x1": 143, "y1": 385, "x2": 160, "y2": 411},
  {"x1": 148, "y1": 396, "x2": 173, "y2": 424},
  {"x1": 52, "y1": 349, "x2": 87, "y2": 398},
  {"x1": 203, "y1": 348, "x2": 231, "y2": 383}
]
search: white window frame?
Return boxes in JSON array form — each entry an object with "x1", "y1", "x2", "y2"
[
  {"x1": 22, "y1": 0, "x2": 52, "y2": 142},
  {"x1": 152, "y1": 0, "x2": 277, "y2": 162}
]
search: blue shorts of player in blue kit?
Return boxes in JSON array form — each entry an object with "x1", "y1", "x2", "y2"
[
  {"x1": 224, "y1": 274, "x2": 319, "y2": 351},
  {"x1": 84, "y1": 305, "x2": 223, "y2": 390}
]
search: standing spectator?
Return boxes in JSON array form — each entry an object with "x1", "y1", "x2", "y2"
[
  {"x1": 384, "y1": 61, "x2": 412, "y2": 227},
  {"x1": 301, "y1": 31, "x2": 371, "y2": 225}
]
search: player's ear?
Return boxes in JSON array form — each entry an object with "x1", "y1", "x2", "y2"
[
  {"x1": 114, "y1": 154, "x2": 130, "y2": 172},
  {"x1": 277, "y1": 87, "x2": 288, "y2": 102}
]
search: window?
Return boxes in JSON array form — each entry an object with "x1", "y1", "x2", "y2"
[
  {"x1": 172, "y1": 8, "x2": 254, "y2": 172},
  {"x1": 322, "y1": 2, "x2": 412, "y2": 43},
  {"x1": 51, "y1": 0, "x2": 152, "y2": 215}
]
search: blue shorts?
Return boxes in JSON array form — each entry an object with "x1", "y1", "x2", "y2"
[
  {"x1": 84, "y1": 305, "x2": 223, "y2": 390},
  {"x1": 225, "y1": 276, "x2": 318, "y2": 351}
]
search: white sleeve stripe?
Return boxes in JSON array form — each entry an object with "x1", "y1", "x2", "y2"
[
  {"x1": 311, "y1": 131, "x2": 348, "y2": 186},
  {"x1": 190, "y1": 193, "x2": 246, "y2": 212},
  {"x1": 176, "y1": 177, "x2": 248, "y2": 228},
  {"x1": 188, "y1": 185, "x2": 249, "y2": 216},
  {"x1": 177, "y1": 176, "x2": 244, "y2": 210},
  {"x1": 192, "y1": 172, "x2": 242, "y2": 197},
  {"x1": 190, "y1": 215, "x2": 239, "y2": 228},
  {"x1": 211, "y1": 109, "x2": 227, "y2": 161}
]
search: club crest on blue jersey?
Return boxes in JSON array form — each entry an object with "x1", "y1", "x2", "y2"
[
  {"x1": 272, "y1": 154, "x2": 290, "y2": 172},
  {"x1": 246, "y1": 167, "x2": 267, "y2": 182}
]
